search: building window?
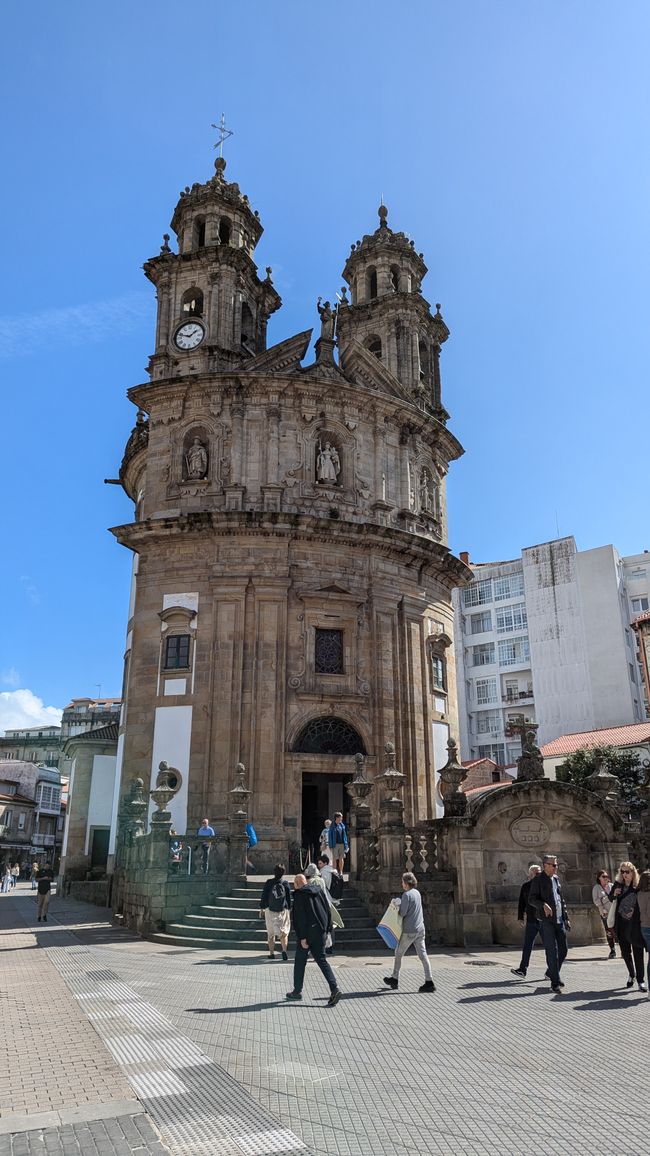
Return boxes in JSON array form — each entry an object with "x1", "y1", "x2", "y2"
[
  {"x1": 629, "y1": 662, "x2": 636, "y2": 682},
  {"x1": 475, "y1": 710, "x2": 500, "y2": 734},
  {"x1": 632, "y1": 596, "x2": 649, "y2": 613},
  {"x1": 4, "y1": 809, "x2": 12, "y2": 827},
  {"x1": 472, "y1": 643, "x2": 496, "y2": 666},
  {"x1": 219, "y1": 217, "x2": 231, "y2": 245},
  {"x1": 498, "y1": 637, "x2": 530, "y2": 666},
  {"x1": 493, "y1": 573, "x2": 525, "y2": 602},
  {"x1": 182, "y1": 287, "x2": 203, "y2": 317},
  {"x1": 470, "y1": 612, "x2": 492, "y2": 634},
  {"x1": 476, "y1": 678, "x2": 498, "y2": 705},
  {"x1": 431, "y1": 655, "x2": 446, "y2": 692},
  {"x1": 463, "y1": 579, "x2": 492, "y2": 608},
  {"x1": 364, "y1": 334, "x2": 382, "y2": 359},
  {"x1": 496, "y1": 602, "x2": 528, "y2": 634},
  {"x1": 477, "y1": 743, "x2": 505, "y2": 763},
  {"x1": 163, "y1": 634, "x2": 191, "y2": 670},
  {"x1": 367, "y1": 267, "x2": 377, "y2": 299},
  {"x1": 292, "y1": 717, "x2": 365, "y2": 755},
  {"x1": 491, "y1": 770, "x2": 501, "y2": 783},
  {"x1": 314, "y1": 629, "x2": 344, "y2": 674}
]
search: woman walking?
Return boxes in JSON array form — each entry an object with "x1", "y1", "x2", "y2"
[
  {"x1": 637, "y1": 870, "x2": 650, "y2": 998},
  {"x1": 592, "y1": 869, "x2": 616, "y2": 959},
  {"x1": 609, "y1": 861, "x2": 645, "y2": 992}
]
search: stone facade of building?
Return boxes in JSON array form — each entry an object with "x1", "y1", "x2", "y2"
[{"x1": 109, "y1": 150, "x2": 471, "y2": 875}]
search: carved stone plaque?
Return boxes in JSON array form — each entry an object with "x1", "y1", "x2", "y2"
[{"x1": 510, "y1": 815, "x2": 550, "y2": 847}]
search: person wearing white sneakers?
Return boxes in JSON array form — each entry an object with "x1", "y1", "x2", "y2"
[
  {"x1": 609, "y1": 862, "x2": 645, "y2": 993},
  {"x1": 636, "y1": 869, "x2": 650, "y2": 996}
]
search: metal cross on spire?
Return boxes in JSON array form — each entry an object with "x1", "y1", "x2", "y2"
[{"x1": 211, "y1": 113, "x2": 233, "y2": 158}]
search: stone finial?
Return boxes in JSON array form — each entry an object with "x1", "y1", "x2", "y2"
[
  {"x1": 230, "y1": 761, "x2": 251, "y2": 816},
  {"x1": 378, "y1": 203, "x2": 389, "y2": 229},
  {"x1": 265, "y1": 266, "x2": 273, "y2": 282},
  {"x1": 438, "y1": 736, "x2": 468, "y2": 815},
  {"x1": 347, "y1": 751, "x2": 373, "y2": 810},
  {"x1": 160, "y1": 233, "x2": 171, "y2": 253},
  {"x1": 376, "y1": 740, "x2": 406, "y2": 802},
  {"x1": 214, "y1": 155, "x2": 227, "y2": 180},
  {"x1": 339, "y1": 286, "x2": 349, "y2": 304},
  {"x1": 585, "y1": 750, "x2": 620, "y2": 804}
]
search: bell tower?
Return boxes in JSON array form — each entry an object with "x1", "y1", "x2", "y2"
[
  {"x1": 336, "y1": 204, "x2": 450, "y2": 421},
  {"x1": 144, "y1": 154, "x2": 281, "y2": 381}
]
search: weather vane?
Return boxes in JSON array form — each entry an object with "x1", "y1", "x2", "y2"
[{"x1": 211, "y1": 112, "x2": 233, "y2": 159}]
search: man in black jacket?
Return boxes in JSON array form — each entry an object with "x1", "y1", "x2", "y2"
[
  {"x1": 528, "y1": 854, "x2": 571, "y2": 993},
  {"x1": 510, "y1": 864, "x2": 542, "y2": 978},
  {"x1": 286, "y1": 874, "x2": 342, "y2": 1006}
]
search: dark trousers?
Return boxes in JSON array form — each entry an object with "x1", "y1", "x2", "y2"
[
  {"x1": 519, "y1": 919, "x2": 541, "y2": 971},
  {"x1": 293, "y1": 931, "x2": 338, "y2": 994},
  {"x1": 540, "y1": 920, "x2": 567, "y2": 985},
  {"x1": 619, "y1": 937, "x2": 645, "y2": 982}
]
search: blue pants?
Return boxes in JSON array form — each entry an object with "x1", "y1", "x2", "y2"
[
  {"x1": 540, "y1": 920, "x2": 567, "y2": 986},
  {"x1": 518, "y1": 919, "x2": 541, "y2": 972},
  {"x1": 293, "y1": 931, "x2": 337, "y2": 995}
]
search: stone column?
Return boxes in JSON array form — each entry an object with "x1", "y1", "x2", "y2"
[
  {"x1": 375, "y1": 741, "x2": 406, "y2": 879},
  {"x1": 228, "y1": 762, "x2": 251, "y2": 881},
  {"x1": 346, "y1": 753, "x2": 374, "y2": 881}
]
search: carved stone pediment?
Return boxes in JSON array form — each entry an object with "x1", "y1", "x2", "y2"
[
  {"x1": 241, "y1": 329, "x2": 313, "y2": 375},
  {"x1": 339, "y1": 339, "x2": 414, "y2": 404}
]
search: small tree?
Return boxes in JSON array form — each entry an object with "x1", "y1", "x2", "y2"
[{"x1": 556, "y1": 745, "x2": 644, "y2": 813}]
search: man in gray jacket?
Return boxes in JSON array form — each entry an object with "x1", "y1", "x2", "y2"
[{"x1": 383, "y1": 872, "x2": 435, "y2": 992}]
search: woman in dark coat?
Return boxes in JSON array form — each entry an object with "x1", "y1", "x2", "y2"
[{"x1": 609, "y1": 861, "x2": 646, "y2": 992}]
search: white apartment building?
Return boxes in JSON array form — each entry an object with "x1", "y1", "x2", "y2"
[{"x1": 453, "y1": 537, "x2": 650, "y2": 763}]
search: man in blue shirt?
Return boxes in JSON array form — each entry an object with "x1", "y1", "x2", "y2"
[
  {"x1": 196, "y1": 818, "x2": 215, "y2": 874},
  {"x1": 327, "y1": 812, "x2": 349, "y2": 874}
]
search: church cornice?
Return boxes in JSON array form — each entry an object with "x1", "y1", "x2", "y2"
[{"x1": 109, "y1": 510, "x2": 471, "y2": 585}]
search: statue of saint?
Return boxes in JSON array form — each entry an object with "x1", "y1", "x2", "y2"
[
  {"x1": 185, "y1": 437, "x2": 208, "y2": 479},
  {"x1": 317, "y1": 297, "x2": 336, "y2": 341},
  {"x1": 419, "y1": 469, "x2": 433, "y2": 513},
  {"x1": 316, "y1": 440, "x2": 341, "y2": 484}
]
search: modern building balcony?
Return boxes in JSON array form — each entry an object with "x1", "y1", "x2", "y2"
[
  {"x1": 31, "y1": 833, "x2": 55, "y2": 847},
  {"x1": 502, "y1": 691, "x2": 534, "y2": 703}
]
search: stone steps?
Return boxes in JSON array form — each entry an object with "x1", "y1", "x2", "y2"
[{"x1": 151, "y1": 885, "x2": 387, "y2": 954}]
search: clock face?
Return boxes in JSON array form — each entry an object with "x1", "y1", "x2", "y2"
[{"x1": 174, "y1": 321, "x2": 205, "y2": 350}]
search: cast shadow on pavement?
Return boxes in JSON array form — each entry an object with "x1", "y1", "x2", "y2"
[
  {"x1": 457, "y1": 987, "x2": 548, "y2": 1004},
  {"x1": 186, "y1": 989, "x2": 395, "y2": 1015}
]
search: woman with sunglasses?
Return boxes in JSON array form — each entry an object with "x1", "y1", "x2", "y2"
[
  {"x1": 592, "y1": 870, "x2": 616, "y2": 959},
  {"x1": 609, "y1": 861, "x2": 646, "y2": 991}
]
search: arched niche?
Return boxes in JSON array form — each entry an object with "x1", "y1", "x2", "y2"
[
  {"x1": 181, "y1": 426, "x2": 210, "y2": 482},
  {"x1": 364, "y1": 334, "x2": 382, "y2": 360},
  {"x1": 181, "y1": 287, "x2": 204, "y2": 317},
  {"x1": 292, "y1": 716, "x2": 366, "y2": 755},
  {"x1": 241, "y1": 301, "x2": 256, "y2": 353}
]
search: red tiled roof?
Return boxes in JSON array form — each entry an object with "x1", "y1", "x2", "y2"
[
  {"x1": 541, "y1": 722, "x2": 650, "y2": 757},
  {"x1": 0, "y1": 792, "x2": 35, "y2": 805},
  {"x1": 464, "y1": 781, "x2": 514, "y2": 797}
]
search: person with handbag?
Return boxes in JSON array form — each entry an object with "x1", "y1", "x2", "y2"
[
  {"x1": 609, "y1": 861, "x2": 646, "y2": 992},
  {"x1": 592, "y1": 869, "x2": 616, "y2": 959},
  {"x1": 528, "y1": 854, "x2": 571, "y2": 993},
  {"x1": 285, "y1": 874, "x2": 342, "y2": 1006},
  {"x1": 383, "y1": 872, "x2": 435, "y2": 993},
  {"x1": 637, "y1": 870, "x2": 650, "y2": 998}
]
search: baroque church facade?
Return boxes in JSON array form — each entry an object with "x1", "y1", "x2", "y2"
[{"x1": 110, "y1": 150, "x2": 470, "y2": 866}]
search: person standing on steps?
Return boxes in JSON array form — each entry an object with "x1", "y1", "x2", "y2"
[
  {"x1": 307, "y1": 860, "x2": 344, "y2": 955},
  {"x1": 259, "y1": 864, "x2": 292, "y2": 961},
  {"x1": 285, "y1": 874, "x2": 342, "y2": 1006},
  {"x1": 511, "y1": 864, "x2": 542, "y2": 978},
  {"x1": 592, "y1": 869, "x2": 616, "y2": 959},
  {"x1": 528, "y1": 854, "x2": 571, "y2": 993},
  {"x1": 196, "y1": 817, "x2": 215, "y2": 876},
  {"x1": 327, "y1": 812, "x2": 349, "y2": 875},
  {"x1": 384, "y1": 872, "x2": 436, "y2": 993}
]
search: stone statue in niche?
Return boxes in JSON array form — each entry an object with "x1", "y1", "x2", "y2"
[
  {"x1": 185, "y1": 436, "x2": 208, "y2": 480},
  {"x1": 419, "y1": 468, "x2": 435, "y2": 514},
  {"x1": 316, "y1": 439, "x2": 341, "y2": 484},
  {"x1": 316, "y1": 298, "x2": 336, "y2": 341}
]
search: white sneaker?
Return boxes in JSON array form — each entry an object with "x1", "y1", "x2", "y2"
[{"x1": 638, "y1": 982, "x2": 647, "y2": 992}]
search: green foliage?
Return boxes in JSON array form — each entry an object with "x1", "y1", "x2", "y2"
[{"x1": 556, "y1": 745, "x2": 644, "y2": 811}]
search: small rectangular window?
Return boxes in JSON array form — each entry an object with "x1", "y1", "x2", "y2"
[
  {"x1": 470, "y1": 611, "x2": 492, "y2": 634},
  {"x1": 431, "y1": 655, "x2": 446, "y2": 691},
  {"x1": 4, "y1": 810, "x2": 12, "y2": 827},
  {"x1": 463, "y1": 579, "x2": 492, "y2": 608},
  {"x1": 18, "y1": 812, "x2": 25, "y2": 830},
  {"x1": 315, "y1": 629, "x2": 344, "y2": 674},
  {"x1": 472, "y1": 643, "x2": 495, "y2": 666},
  {"x1": 164, "y1": 634, "x2": 191, "y2": 670}
]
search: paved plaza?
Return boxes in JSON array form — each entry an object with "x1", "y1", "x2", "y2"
[{"x1": 1, "y1": 885, "x2": 649, "y2": 1156}]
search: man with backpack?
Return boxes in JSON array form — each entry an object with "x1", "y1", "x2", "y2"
[{"x1": 259, "y1": 864, "x2": 292, "y2": 960}]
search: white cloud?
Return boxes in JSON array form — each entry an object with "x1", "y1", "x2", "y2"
[
  {"x1": 1, "y1": 668, "x2": 21, "y2": 688},
  {"x1": 0, "y1": 690, "x2": 63, "y2": 736},
  {"x1": 0, "y1": 291, "x2": 152, "y2": 359}
]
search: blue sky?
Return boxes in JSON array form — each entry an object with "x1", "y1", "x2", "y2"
[{"x1": 2, "y1": 1, "x2": 649, "y2": 728}]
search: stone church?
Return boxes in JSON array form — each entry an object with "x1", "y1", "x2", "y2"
[{"x1": 110, "y1": 149, "x2": 471, "y2": 868}]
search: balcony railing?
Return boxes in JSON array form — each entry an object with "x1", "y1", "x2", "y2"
[
  {"x1": 31, "y1": 833, "x2": 55, "y2": 847},
  {"x1": 502, "y1": 691, "x2": 534, "y2": 703}
]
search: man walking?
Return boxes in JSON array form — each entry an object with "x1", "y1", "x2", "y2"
[
  {"x1": 383, "y1": 872, "x2": 436, "y2": 993},
  {"x1": 285, "y1": 874, "x2": 342, "y2": 1006},
  {"x1": 511, "y1": 864, "x2": 542, "y2": 978},
  {"x1": 196, "y1": 817, "x2": 215, "y2": 875},
  {"x1": 528, "y1": 854, "x2": 571, "y2": 993},
  {"x1": 36, "y1": 864, "x2": 54, "y2": 922}
]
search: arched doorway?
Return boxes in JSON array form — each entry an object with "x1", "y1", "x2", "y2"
[{"x1": 292, "y1": 717, "x2": 366, "y2": 857}]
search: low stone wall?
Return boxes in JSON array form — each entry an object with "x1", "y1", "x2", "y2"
[
  {"x1": 489, "y1": 903, "x2": 605, "y2": 947},
  {"x1": 66, "y1": 879, "x2": 111, "y2": 907},
  {"x1": 353, "y1": 874, "x2": 459, "y2": 946},
  {"x1": 116, "y1": 872, "x2": 250, "y2": 936}
]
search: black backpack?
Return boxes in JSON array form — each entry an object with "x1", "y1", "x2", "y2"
[
  {"x1": 329, "y1": 872, "x2": 344, "y2": 900},
  {"x1": 268, "y1": 880, "x2": 287, "y2": 912}
]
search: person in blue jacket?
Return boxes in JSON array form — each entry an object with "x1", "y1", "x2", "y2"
[{"x1": 327, "y1": 811, "x2": 349, "y2": 874}]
